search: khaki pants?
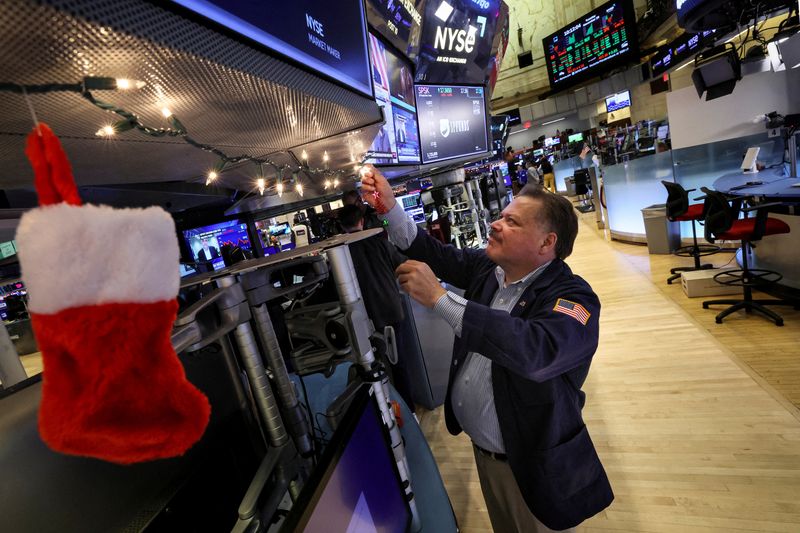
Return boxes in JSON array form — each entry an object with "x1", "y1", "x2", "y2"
[
  {"x1": 473, "y1": 446, "x2": 576, "y2": 533},
  {"x1": 543, "y1": 173, "x2": 555, "y2": 192}
]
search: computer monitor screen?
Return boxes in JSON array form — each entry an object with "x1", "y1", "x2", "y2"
[
  {"x1": 396, "y1": 191, "x2": 425, "y2": 223},
  {"x1": 568, "y1": 132, "x2": 584, "y2": 143},
  {"x1": 605, "y1": 90, "x2": 631, "y2": 112},
  {"x1": 415, "y1": 84, "x2": 489, "y2": 164},
  {"x1": 179, "y1": 263, "x2": 197, "y2": 278},
  {"x1": 280, "y1": 387, "x2": 410, "y2": 533},
  {"x1": 183, "y1": 220, "x2": 251, "y2": 272},
  {"x1": 657, "y1": 125, "x2": 669, "y2": 139},
  {"x1": 542, "y1": 0, "x2": 638, "y2": 91},
  {"x1": 533, "y1": 148, "x2": 544, "y2": 156},
  {"x1": 254, "y1": 220, "x2": 296, "y2": 255},
  {"x1": 544, "y1": 136, "x2": 561, "y2": 148},
  {"x1": 170, "y1": 0, "x2": 372, "y2": 97},
  {"x1": 366, "y1": 33, "x2": 422, "y2": 165}
]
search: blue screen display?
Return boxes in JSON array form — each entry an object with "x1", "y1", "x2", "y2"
[
  {"x1": 171, "y1": 0, "x2": 372, "y2": 97},
  {"x1": 605, "y1": 90, "x2": 630, "y2": 112},
  {"x1": 183, "y1": 220, "x2": 251, "y2": 271}
]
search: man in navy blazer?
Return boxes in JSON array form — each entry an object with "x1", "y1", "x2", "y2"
[{"x1": 360, "y1": 165, "x2": 612, "y2": 532}]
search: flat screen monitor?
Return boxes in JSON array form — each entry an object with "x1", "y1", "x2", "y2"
[
  {"x1": 366, "y1": 33, "x2": 422, "y2": 165},
  {"x1": 280, "y1": 386, "x2": 410, "y2": 533},
  {"x1": 650, "y1": 29, "x2": 716, "y2": 77},
  {"x1": 415, "y1": 0, "x2": 502, "y2": 85},
  {"x1": 544, "y1": 136, "x2": 561, "y2": 148},
  {"x1": 605, "y1": 90, "x2": 631, "y2": 112},
  {"x1": 503, "y1": 108, "x2": 521, "y2": 126},
  {"x1": 364, "y1": 0, "x2": 425, "y2": 58},
  {"x1": 254, "y1": 220, "x2": 295, "y2": 255},
  {"x1": 568, "y1": 132, "x2": 584, "y2": 143},
  {"x1": 396, "y1": 191, "x2": 425, "y2": 223},
  {"x1": 543, "y1": 0, "x2": 638, "y2": 91},
  {"x1": 533, "y1": 148, "x2": 544, "y2": 156},
  {"x1": 183, "y1": 220, "x2": 251, "y2": 271},
  {"x1": 415, "y1": 84, "x2": 489, "y2": 164},
  {"x1": 169, "y1": 0, "x2": 372, "y2": 97},
  {"x1": 657, "y1": 125, "x2": 670, "y2": 139},
  {"x1": 179, "y1": 263, "x2": 197, "y2": 278}
]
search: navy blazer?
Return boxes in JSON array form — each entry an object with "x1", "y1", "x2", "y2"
[{"x1": 404, "y1": 227, "x2": 613, "y2": 530}]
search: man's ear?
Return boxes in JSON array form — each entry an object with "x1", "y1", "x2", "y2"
[{"x1": 542, "y1": 232, "x2": 558, "y2": 253}]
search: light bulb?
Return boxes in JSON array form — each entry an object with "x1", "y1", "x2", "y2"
[
  {"x1": 161, "y1": 107, "x2": 173, "y2": 118},
  {"x1": 333, "y1": 178, "x2": 339, "y2": 188},
  {"x1": 324, "y1": 179, "x2": 331, "y2": 189},
  {"x1": 206, "y1": 170, "x2": 218, "y2": 185},
  {"x1": 115, "y1": 78, "x2": 146, "y2": 90},
  {"x1": 296, "y1": 183, "x2": 304, "y2": 196},
  {"x1": 257, "y1": 178, "x2": 265, "y2": 195},
  {"x1": 301, "y1": 150, "x2": 308, "y2": 160},
  {"x1": 96, "y1": 125, "x2": 115, "y2": 137},
  {"x1": 323, "y1": 151, "x2": 330, "y2": 162},
  {"x1": 277, "y1": 181, "x2": 284, "y2": 197}
]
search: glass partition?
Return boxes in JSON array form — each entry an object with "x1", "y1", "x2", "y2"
[
  {"x1": 553, "y1": 156, "x2": 583, "y2": 193},
  {"x1": 602, "y1": 150, "x2": 676, "y2": 241}
]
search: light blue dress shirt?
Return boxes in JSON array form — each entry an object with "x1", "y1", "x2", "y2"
[{"x1": 381, "y1": 203, "x2": 550, "y2": 453}]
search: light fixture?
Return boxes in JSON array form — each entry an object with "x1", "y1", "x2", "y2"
[
  {"x1": 257, "y1": 177, "x2": 265, "y2": 195},
  {"x1": 323, "y1": 151, "x2": 330, "y2": 162},
  {"x1": 541, "y1": 117, "x2": 566, "y2": 126},
  {"x1": 95, "y1": 125, "x2": 116, "y2": 137},
  {"x1": 206, "y1": 160, "x2": 226, "y2": 186},
  {"x1": 295, "y1": 182, "x2": 303, "y2": 196},
  {"x1": 161, "y1": 107, "x2": 173, "y2": 118},
  {"x1": 301, "y1": 149, "x2": 308, "y2": 161},
  {"x1": 206, "y1": 171, "x2": 218, "y2": 185},
  {"x1": 276, "y1": 180, "x2": 284, "y2": 197},
  {"x1": 115, "y1": 78, "x2": 146, "y2": 90},
  {"x1": 324, "y1": 179, "x2": 331, "y2": 189},
  {"x1": 333, "y1": 178, "x2": 339, "y2": 188}
]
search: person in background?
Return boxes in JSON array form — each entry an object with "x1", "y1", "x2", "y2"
[
  {"x1": 360, "y1": 164, "x2": 612, "y2": 533},
  {"x1": 504, "y1": 146, "x2": 515, "y2": 163},
  {"x1": 526, "y1": 158, "x2": 541, "y2": 186},
  {"x1": 342, "y1": 188, "x2": 382, "y2": 230},
  {"x1": 539, "y1": 157, "x2": 555, "y2": 193},
  {"x1": 338, "y1": 204, "x2": 415, "y2": 411}
]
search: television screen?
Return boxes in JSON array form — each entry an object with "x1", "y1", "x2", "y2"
[
  {"x1": 415, "y1": 84, "x2": 489, "y2": 164},
  {"x1": 605, "y1": 90, "x2": 631, "y2": 112},
  {"x1": 568, "y1": 132, "x2": 584, "y2": 143},
  {"x1": 366, "y1": 33, "x2": 422, "y2": 165},
  {"x1": 396, "y1": 191, "x2": 425, "y2": 223},
  {"x1": 280, "y1": 387, "x2": 411, "y2": 533},
  {"x1": 254, "y1": 220, "x2": 295, "y2": 255},
  {"x1": 543, "y1": 0, "x2": 638, "y2": 91},
  {"x1": 544, "y1": 136, "x2": 561, "y2": 148},
  {"x1": 364, "y1": 0, "x2": 425, "y2": 58},
  {"x1": 183, "y1": 220, "x2": 251, "y2": 272},
  {"x1": 415, "y1": 0, "x2": 502, "y2": 85},
  {"x1": 650, "y1": 29, "x2": 716, "y2": 77},
  {"x1": 503, "y1": 108, "x2": 521, "y2": 126},
  {"x1": 170, "y1": 0, "x2": 372, "y2": 97}
]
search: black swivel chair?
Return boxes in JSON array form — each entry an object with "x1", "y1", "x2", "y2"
[
  {"x1": 661, "y1": 180, "x2": 719, "y2": 284},
  {"x1": 700, "y1": 187, "x2": 797, "y2": 326}
]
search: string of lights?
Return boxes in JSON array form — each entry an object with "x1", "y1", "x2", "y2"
[{"x1": 0, "y1": 76, "x2": 372, "y2": 195}]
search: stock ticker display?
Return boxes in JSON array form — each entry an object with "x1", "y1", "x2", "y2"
[{"x1": 543, "y1": 0, "x2": 636, "y2": 90}]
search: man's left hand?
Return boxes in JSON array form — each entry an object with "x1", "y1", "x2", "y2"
[{"x1": 395, "y1": 260, "x2": 446, "y2": 308}]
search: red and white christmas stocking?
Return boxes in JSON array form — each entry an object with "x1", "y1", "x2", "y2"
[{"x1": 15, "y1": 123, "x2": 210, "y2": 464}]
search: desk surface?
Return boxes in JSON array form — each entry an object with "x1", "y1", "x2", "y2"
[{"x1": 713, "y1": 167, "x2": 800, "y2": 199}]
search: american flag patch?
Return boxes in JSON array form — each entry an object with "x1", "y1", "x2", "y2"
[{"x1": 553, "y1": 298, "x2": 590, "y2": 325}]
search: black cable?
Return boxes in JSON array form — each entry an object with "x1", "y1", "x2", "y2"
[{"x1": 297, "y1": 373, "x2": 318, "y2": 467}]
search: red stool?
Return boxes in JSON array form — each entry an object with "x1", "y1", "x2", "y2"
[
  {"x1": 700, "y1": 187, "x2": 797, "y2": 326},
  {"x1": 661, "y1": 181, "x2": 719, "y2": 284}
]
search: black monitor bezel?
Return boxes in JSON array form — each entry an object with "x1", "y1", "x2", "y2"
[
  {"x1": 279, "y1": 385, "x2": 411, "y2": 532},
  {"x1": 414, "y1": 82, "x2": 491, "y2": 165},
  {"x1": 542, "y1": 0, "x2": 639, "y2": 93}
]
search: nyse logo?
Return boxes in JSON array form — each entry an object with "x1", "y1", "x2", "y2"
[
  {"x1": 434, "y1": 26, "x2": 476, "y2": 53},
  {"x1": 305, "y1": 14, "x2": 324, "y2": 37}
]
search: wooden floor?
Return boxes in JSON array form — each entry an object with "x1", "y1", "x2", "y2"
[{"x1": 419, "y1": 209, "x2": 800, "y2": 532}]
